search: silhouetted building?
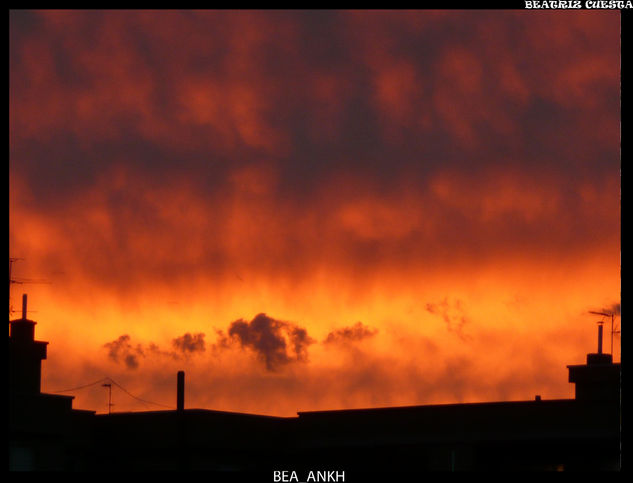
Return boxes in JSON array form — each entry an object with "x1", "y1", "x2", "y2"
[
  {"x1": 9, "y1": 295, "x2": 621, "y2": 472},
  {"x1": 568, "y1": 323, "x2": 621, "y2": 403},
  {"x1": 9, "y1": 294, "x2": 47, "y2": 394},
  {"x1": 9, "y1": 295, "x2": 94, "y2": 470}
]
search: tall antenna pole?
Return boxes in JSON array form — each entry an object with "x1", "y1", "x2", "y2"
[
  {"x1": 610, "y1": 312, "x2": 614, "y2": 356},
  {"x1": 8, "y1": 258, "x2": 51, "y2": 318},
  {"x1": 589, "y1": 311, "x2": 615, "y2": 355},
  {"x1": 9, "y1": 258, "x2": 24, "y2": 317},
  {"x1": 102, "y1": 383, "x2": 113, "y2": 415}
]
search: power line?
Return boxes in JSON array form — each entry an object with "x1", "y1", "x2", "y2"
[
  {"x1": 107, "y1": 377, "x2": 175, "y2": 410},
  {"x1": 9, "y1": 257, "x2": 52, "y2": 316},
  {"x1": 53, "y1": 377, "x2": 110, "y2": 393},
  {"x1": 52, "y1": 376, "x2": 175, "y2": 410}
]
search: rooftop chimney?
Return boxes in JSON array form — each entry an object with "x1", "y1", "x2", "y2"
[
  {"x1": 567, "y1": 322, "x2": 620, "y2": 401},
  {"x1": 597, "y1": 322, "x2": 603, "y2": 355},
  {"x1": 9, "y1": 294, "x2": 48, "y2": 394},
  {"x1": 10, "y1": 294, "x2": 36, "y2": 342}
]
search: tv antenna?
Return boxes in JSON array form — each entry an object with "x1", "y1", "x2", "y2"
[
  {"x1": 588, "y1": 310, "x2": 620, "y2": 356},
  {"x1": 9, "y1": 258, "x2": 51, "y2": 317},
  {"x1": 102, "y1": 383, "x2": 114, "y2": 415}
]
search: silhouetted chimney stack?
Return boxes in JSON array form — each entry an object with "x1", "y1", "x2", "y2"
[
  {"x1": 10, "y1": 294, "x2": 36, "y2": 342},
  {"x1": 567, "y1": 322, "x2": 620, "y2": 401},
  {"x1": 597, "y1": 323, "x2": 603, "y2": 354},
  {"x1": 9, "y1": 294, "x2": 48, "y2": 394},
  {"x1": 177, "y1": 371, "x2": 185, "y2": 412}
]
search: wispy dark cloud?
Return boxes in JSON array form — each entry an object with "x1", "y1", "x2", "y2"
[
  {"x1": 425, "y1": 298, "x2": 470, "y2": 339},
  {"x1": 103, "y1": 335, "x2": 145, "y2": 370},
  {"x1": 105, "y1": 332, "x2": 208, "y2": 368},
  {"x1": 324, "y1": 322, "x2": 378, "y2": 345},
  {"x1": 172, "y1": 332, "x2": 206, "y2": 354}
]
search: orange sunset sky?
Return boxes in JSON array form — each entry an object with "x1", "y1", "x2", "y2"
[{"x1": 9, "y1": 10, "x2": 620, "y2": 416}]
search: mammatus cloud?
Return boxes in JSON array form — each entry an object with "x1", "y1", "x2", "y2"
[
  {"x1": 324, "y1": 322, "x2": 378, "y2": 345},
  {"x1": 9, "y1": 11, "x2": 619, "y2": 298},
  {"x1": 217, "y1": 313, "x2": 315, "y2": 371}
]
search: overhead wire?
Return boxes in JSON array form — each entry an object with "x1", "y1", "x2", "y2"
[
  {"x1": 53, "y1": 377, "x2": 110, "y2": 393},
  {"x1": 52, "y1": 376, "x2": 176, "y2": 410},
  {"x1": 107, "y1": 377, "x2": 175, "y2": 410}
]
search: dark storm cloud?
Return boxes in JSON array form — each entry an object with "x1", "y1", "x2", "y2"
[
  {"x1": 9, "y1": 11, "x2": 620, "y2": 293},
  {"x1": 324, "y1": 322, "x2": 378, "y2": 345},
  {"x1": 10, "y1": 11, "x2": 619, "y2": 194},
  {"x1": 222, "y1": 313, "x2": 316, "y2": 371}
]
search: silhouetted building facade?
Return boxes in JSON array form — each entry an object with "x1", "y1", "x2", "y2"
[
  {"x1": 9, "y1": 295, "x2": 94, "y2": 470},
  {"x1": 9, "y1": 295, "x2": 621, "y2": 472},
  {"x1": 9, "y1": 294, "x2": 47, "y2": 394},
  {"x1": 568, "y1": 323, "x2": 621, "y2": 403}
]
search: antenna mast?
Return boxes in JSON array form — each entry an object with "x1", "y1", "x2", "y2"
[
  {"x1": 9, "y1": 258, "x2": 23, "y2": 317},
  {"x1": 588, "y1": 310, "x2": 619, "y2": 357},
  {"x1": 102, "y1": 383, "x2": 114, "y2": 415},
  {"x1": 9, "y1": 258, "x2": 51, "y2": 317}
]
